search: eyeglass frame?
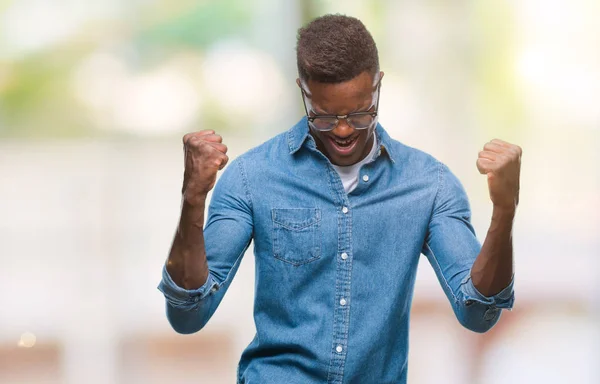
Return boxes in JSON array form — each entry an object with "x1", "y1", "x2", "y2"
[{"x1": 299, "y1": 78, "x2": 382, "y2": 132}]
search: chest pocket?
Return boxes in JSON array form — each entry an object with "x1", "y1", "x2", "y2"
[{"x1": 272, "y1": 208, "x2": 321, "y2": 266}]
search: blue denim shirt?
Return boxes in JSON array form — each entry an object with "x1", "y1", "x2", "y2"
[{"x1": 158, "y1": 117, "x2": 515, "y2": 384}]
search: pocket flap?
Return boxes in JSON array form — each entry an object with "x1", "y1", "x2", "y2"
[{"x1": 272, "y1": 208, "x2": 321, "y2": 230}]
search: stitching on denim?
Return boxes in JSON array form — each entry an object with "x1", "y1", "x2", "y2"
[
  {"x1": 326, "y1": 192, "x2": 342, "y2": 383},
  {"x1": 273, "y1": 251, "x2": 320, "y2": 266},
  {"x1": 287, "y1": 130, "x2": 297, "y2": 154},
  {"x1": 271, "y1": 209, "x2": 321, "y2": 266},
  {"x1": 237, "y1": 158, "x2": 254, "y2": 213},
  {"x1": 327, "y1": 166, "x2": 341, "y2": 383},
  {"x1": 272, "y1": 208, "x2": 321, "y2": 230},
  {"x1": 338, "y1": 202, "x2": 353, "y2": 382},
  {"x1": 425, "y1": 241, "x2": 458, "y2": 305},
  {"x1": 375, "y1": 125, "x2": 396, "y2": 163},
  {"x1": 326, "y1": 163, "x2": 351, "y2": 383},
  {"x1": 431, "y1": 161, "x2": 444, "y2": 220}
]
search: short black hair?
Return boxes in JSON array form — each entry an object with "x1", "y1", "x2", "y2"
[{"x1": 296, "y1": 14, "x2": 379, "y2": 84}]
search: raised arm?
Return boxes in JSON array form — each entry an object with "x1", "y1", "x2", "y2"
[
  {"x1": 167, "y1": 130, "x2": 230, "y2": 290},
  {"x1": 471, "y1": 139, "x2": 521, "y2": 296},
  {"x1": 158, "y1": 131, "x2": 253, "y2": 334},
  {"x1": 423, "y1": 140, "x2": 520, "y2": 333}
]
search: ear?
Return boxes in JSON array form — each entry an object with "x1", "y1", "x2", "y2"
[
  {"x1": 297, "y1": 78, "x2": 312, "y2": 98},
  {"x1": 378, "y1": 71, "x2": 385, "y2": 83}
]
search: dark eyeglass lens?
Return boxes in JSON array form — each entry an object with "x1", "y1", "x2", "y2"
[
  {"x1": 348, "y1": 114, "x2": 374, "y2": 128},
  {"x1": 312, "y1": 117, "x2": 338, "y2": 131}
]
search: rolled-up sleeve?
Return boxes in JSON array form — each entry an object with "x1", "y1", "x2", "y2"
[
  {"x1": 158, "y1": 265, "x2": 219, "y2": 310},
  {"x1": 157, "y1": 158, "x2": 254, "y2": 334},
  {"x1": 422, "y1": 163, "x2": 515, "y2": 333}
]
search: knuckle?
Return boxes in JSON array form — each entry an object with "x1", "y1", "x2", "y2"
[{"x1": 188, "y1": 140, "x2": 201, "y2": 150}]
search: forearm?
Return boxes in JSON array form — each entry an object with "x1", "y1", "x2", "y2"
[
  {"x1": 166, "y1": 197, "x2": 210, "y2": 290},
  {"x1": 470, "y1": 206, "x2": 515, "y2": 296}
]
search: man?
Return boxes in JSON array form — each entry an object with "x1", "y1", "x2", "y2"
[{"x1": 158, "y1": 14, "x2": 520, "y2": 384}]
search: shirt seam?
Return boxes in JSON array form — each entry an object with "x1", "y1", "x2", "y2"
[
  {"x1": 433, "y1": 161, "x2": 445, "y2": 217},
  {"x1": 424, "y1": 161, "x2": 458, "y2": 304},
  {"x1": 340, "y1": 207, "x2": 353, "y2": 382},
  {"x1": 326, "y1": 164, "x2": 350, "y2": 383},
  {"x1": 237, "y1": 158, "x2": 254, "y2": 213},
  {"x1": 215, "y1": 159, "x2": 253, "y2": 288}
]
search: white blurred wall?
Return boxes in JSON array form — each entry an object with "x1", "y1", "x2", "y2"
[{"x1": 1, "y1": 0, "x2": 599, "y2": 383}]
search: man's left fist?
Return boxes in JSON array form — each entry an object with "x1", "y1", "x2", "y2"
[{"x1": 476, "y1": 139, "x2": 522, "y2": 211}]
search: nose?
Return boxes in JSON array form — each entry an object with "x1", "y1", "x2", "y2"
[{"x1": 331, "y1": 118, "x2": 355, "y2": 139}]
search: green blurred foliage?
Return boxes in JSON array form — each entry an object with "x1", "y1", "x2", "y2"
[
  {"x1": 0, "y1": 0, "x2": 530, "y2": 140},
  {"x1": 137, "y1": 0, "x2": 252, "y2": 50},
  {"x1": 0, "y1": 0, "x2": 253, "y2": 138},
  {"x1": 0, "y1": 50, "x2": 92, "y2": 138}
]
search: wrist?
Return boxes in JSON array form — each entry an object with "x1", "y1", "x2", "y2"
[
  {"x1": 181, "y1": 195, "x2": 207, "y2": 221},
  {"x1": 492, "y1": 204, "x2": 516, "y2": 219},
  {"x1": 182, "y1": 191, "x2": 208, "y2": 207}
]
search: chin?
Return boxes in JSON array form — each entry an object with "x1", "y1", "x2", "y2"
[{"x1": 331, "y1": 155, "x2": 359, "y2": 166}]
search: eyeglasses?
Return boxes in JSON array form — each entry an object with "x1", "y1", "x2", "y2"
[{"x1": 300, "y1": 80, "x2": 382, "y2": 132}]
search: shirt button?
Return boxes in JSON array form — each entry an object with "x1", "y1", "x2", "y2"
[
  {"x1": 362, "y1": 175, "x2": 369, "y2": 182},
  {"x1": 342, "y1": 206, "x2": 349, "y2": 214},
  {"x1": 336, "y1": 345, "x2": 343, "y2": 353},
  {"x1": 340, "y1": 298, "x2": 347, "y2": 306},
  {"x1": 341, "y1": 252, "x2": 348, "y2": 260}
]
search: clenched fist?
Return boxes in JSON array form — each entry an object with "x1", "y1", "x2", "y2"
[
  {"x1": 182, "y1": 130, "x2": 229, "y2": 205},
  {"x1": 476, "y1": 139, "x2": 522, "y2": 211}
]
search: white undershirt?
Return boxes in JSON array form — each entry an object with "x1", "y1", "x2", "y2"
[{"x1": 331, "y1": 133, "x2": 378, "y2": 193}]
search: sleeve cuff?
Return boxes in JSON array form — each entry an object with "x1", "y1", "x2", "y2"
[
  {"x1": 157, "y1": 265, "x2": 219, "y2": 310},
  {"x1": 460, "y1": 274, "x2": 515, "y2": 310}
]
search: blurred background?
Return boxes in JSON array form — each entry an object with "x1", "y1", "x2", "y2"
[{"x1": 1, "y1": 0, "x2": 599, "y2": 383}]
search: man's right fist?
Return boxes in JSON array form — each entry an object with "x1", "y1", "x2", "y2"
[{"x1": 182, "y1": 130, "x2": 229, "y2": 205}]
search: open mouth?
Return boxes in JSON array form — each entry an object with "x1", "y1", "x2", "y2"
[{"x1": 328, "y1": 135, "x2": 359, "y2": 154}]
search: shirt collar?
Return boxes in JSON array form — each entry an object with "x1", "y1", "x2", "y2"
[
  {"x1": 287, "y1": 116, "x2": 311, "y2": 154},
  {"x1": 287, "y1": 116, "x2": 396, "y2": 163}
]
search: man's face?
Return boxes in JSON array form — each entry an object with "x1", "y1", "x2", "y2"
[{"x1": 298, "y1": 71, "x2": 383, "y2": 166}]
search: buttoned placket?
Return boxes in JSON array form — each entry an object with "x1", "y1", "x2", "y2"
[{"x1": 326, "y1": 165, "x2": 355, "y2": 384}]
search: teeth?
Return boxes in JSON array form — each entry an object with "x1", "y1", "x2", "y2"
[{"x1": 335, "y1": 137, "x2": 355, "y2": 146}]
